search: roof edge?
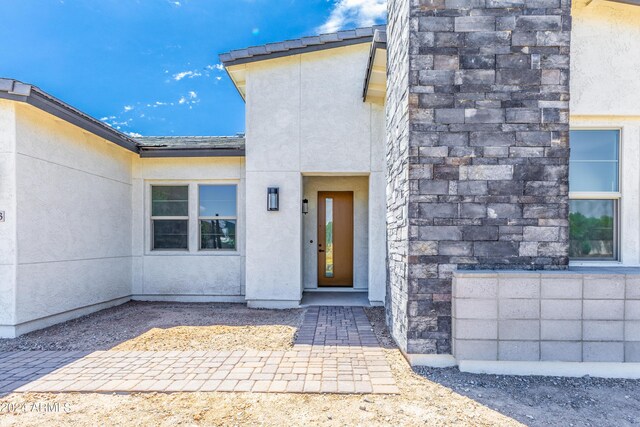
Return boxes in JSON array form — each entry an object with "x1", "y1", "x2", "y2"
[
  {"x1": 138, "y1": 147, "x2": 246, "y2": 158},
  {"x1": 221, "y1": 36, "x2": 373, "y2": 67},
  {"x1": 606, "y1": 0, "x2": 640, "y2": 6},
  {"x1": 0, "y1": 78, "x2": 139, "y2": 154},
  {"x1": 220, "y1": 25, "x2": 386, "y2": 67},
  {"x1": 363, "y1": 29, "x2": 387, "y2": 101}
]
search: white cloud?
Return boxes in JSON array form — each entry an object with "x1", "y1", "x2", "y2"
[
  {"x1": 318, "y1": 0, "x2": 386, "y2": 34},
  {"x1": 127, "y1": 132, "x2": 142, "y2": 137},
  {"x1": 123, "y1": 105, "x2": 134, "y2": 112},
  {"x1": 173, "y1": 70, "x2": 202, "y2": 81},
  {"x1": 178, "y1": 91, "x2": 199, "y2": 106}
]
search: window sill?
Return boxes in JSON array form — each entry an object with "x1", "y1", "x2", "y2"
[
  {"x1": 144, "y1": 251, "x2": 242, "y2": 257},
  {"x1": 569, "y1": 260, "x2": 623, "y2": 267}
]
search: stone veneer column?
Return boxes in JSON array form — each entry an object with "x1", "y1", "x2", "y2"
[
  {"x1": 385, "y1": 0, "x2": 411, "y2": 353},
  {"x1": 385, "y1": 0, "x2": 571, "y2": 356}
]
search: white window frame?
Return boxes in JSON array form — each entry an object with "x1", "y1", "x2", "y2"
[
  {"x1": 569, "y1": 127, "x2": 621, "y2": 263},
  {"x1": 145, "y1": 181, "x2": 241, "y2": 256},
  {"x1": 198, "y1": 184, "x2": 238, "y2": 251},
  {"x1": 150, "y1": 184, "x2": 189, "y2": 252}
]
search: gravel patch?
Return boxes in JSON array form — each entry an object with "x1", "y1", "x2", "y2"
[
  {"x1": 415, "y1": 367, "x2": 640, "y2": 427},
  {"x1": 0, "y1": 301, "x2": 304, "y2": 351}
]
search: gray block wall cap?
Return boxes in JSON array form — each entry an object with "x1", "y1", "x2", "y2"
[
  {"x1": 0, "y1": 78, "x2": 139, "y2": 153},
  {"x1": 219, "y1": 24, "x2": 386, "y2": 67}
]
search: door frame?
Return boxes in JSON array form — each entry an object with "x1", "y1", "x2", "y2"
[{"x1": 317, "y1": 191, "x2": 354, "y2": 287}]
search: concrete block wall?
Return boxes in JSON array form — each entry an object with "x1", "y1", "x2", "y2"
[
  {"x1": 385, "y1": 0, "x2": 572, "y2": 356},
  {"x1": 453, "y1": 271, "x2": 640, "y2": 363}
]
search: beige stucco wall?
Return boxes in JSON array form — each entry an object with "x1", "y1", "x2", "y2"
[
  {"x1": 571, "y1": 1, "x2": 640, "y2": 116},
  {"x1": 571, "y1": 1, "x2": 640, "y2": 266},
  {"x1": 131, "y1": 157, "x2": 245, "y2": 301},
  {"x1": 0, "y1": 100, "x2": 17, "y2": 332},
  {"x1": 11, "y1": 103, "x2": 134, "y2": 333},
  {"x1": 243, "y1": 43, "x2": 386, "y2": 307}
]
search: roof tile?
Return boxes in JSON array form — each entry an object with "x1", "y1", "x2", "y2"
[
  {"x1": 135, "y1": 136, "x2": 245, "y2": 150},
  {"x1": 220, "y1": 25, "x2": 386, "y2": 66}
]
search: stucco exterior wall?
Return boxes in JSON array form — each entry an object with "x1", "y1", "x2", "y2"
[
  {"x1": 570, "y1": 1, "x2": 640, "y2": 266},
  {"x1": 0, "y1": 100, "x2": 17, "y2": 333},
  {"x1": 243, "y1": 43, "x2": 386, "y2": 307},
  {"x1": 571, "y1": 1, "x2": 640, "y2": 116},
  {"x1": 11, "y1": 104, "x2": 134, "y2": 334},
  {"x1": 131, "y1": 157, "x2": 245, "y2": 301}
]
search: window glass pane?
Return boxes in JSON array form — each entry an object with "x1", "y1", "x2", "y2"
[
  {"x1": 569, "y1": 162, "x2": 618, "y2": 192},
  {"x1": 199, "y1": 185, "x2": 237, "y2": 217},
  {"x1": 569, "y1": 200, "x2": 615, "y2": 260},
  {"x1": 152, "y1": 186, "x2": 188, "y2": 216},
  {"x1": 570, "y1": 130, "x2": 619, "y2": 161},
  {"x1": 569, "y1": 130, "x2": 619, "y2": 192},
  {"x1": 325, "y1": 198, "x2": 334, "y2": 278},
  {"x1": 200, "y1": 219, "x2": 236, "y2": 250},
  {"x1": 153, "y1": 219, "x2": 188, "y2": 250}
]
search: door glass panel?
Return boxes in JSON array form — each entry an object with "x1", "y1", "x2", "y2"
[{"x1": 325, "y1": 198, "x2": 334, "y2": 278}]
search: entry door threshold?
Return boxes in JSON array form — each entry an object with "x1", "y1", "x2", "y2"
[
  {"x1": 300, "y1": 291, "x2": 370, "y2": 307},
  {"x1": 304, "y1": 288, "x2": 366, "y2": 293}
]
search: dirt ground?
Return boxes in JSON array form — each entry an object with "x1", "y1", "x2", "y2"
[
  {"x1": 0, "y1": 303, "x2": 638, "y2": 426},
  {"x1": 367, "y1": 308, "x2": 640, "y2": 427},
  {"x1": 0, "y1": 302, "x2": 304, "y2": 351}
]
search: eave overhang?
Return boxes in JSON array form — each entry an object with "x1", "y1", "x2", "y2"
[
  {"x1": 138, "y1": 147, "x2": 245, "y2": 158},
  {"x1": 0, "y1": 78, "x2": 139, "y2": 153},
  {"x1": 363, "y1": 29, "x2": 387, "y2": 105},
  {"x1": 606, "y1": 0, "x2": 640, "y2": 6}
]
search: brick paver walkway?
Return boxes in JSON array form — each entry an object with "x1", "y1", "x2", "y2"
[{"x1": 0, "y1": 307, "x2": 398, "y2": 394}]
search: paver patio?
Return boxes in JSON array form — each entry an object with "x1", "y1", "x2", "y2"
[{"x1": 0, "y1": 306, "x2": 399, "y2": 394}]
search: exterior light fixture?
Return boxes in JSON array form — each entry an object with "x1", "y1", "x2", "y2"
[
  {"x1": 302, "y1": 199, "x2": 309, "y2": 215},
  {"x1": 267, "y1": 187, "x2": 279, "y2": 211}
]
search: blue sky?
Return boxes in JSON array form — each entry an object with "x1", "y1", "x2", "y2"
[{"x1": 0, "y1": 0, "x2": 386, "y2": 137}]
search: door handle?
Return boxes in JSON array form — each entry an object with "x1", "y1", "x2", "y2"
[{"x1": 318, "y1": 249, "x2": 325, "y2": 252}]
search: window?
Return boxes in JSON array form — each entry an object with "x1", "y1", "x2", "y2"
[
  {"x1": 569, "y1": 130, "x2": 620, "y2": 260},
  {"x1": 199, "y1": 185, "x2": 237, "y2": 250},
  {"x1": 151, "y1": 185, "x2": 189, "y2": 250}
]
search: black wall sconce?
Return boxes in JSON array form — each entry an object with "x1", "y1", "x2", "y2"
[
  {"x1": 302, "y1": 199, "x2": 309, "y2": 215},
  {"x1": 267, "y1": 187, "x2": 279, "y2": 211}
]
